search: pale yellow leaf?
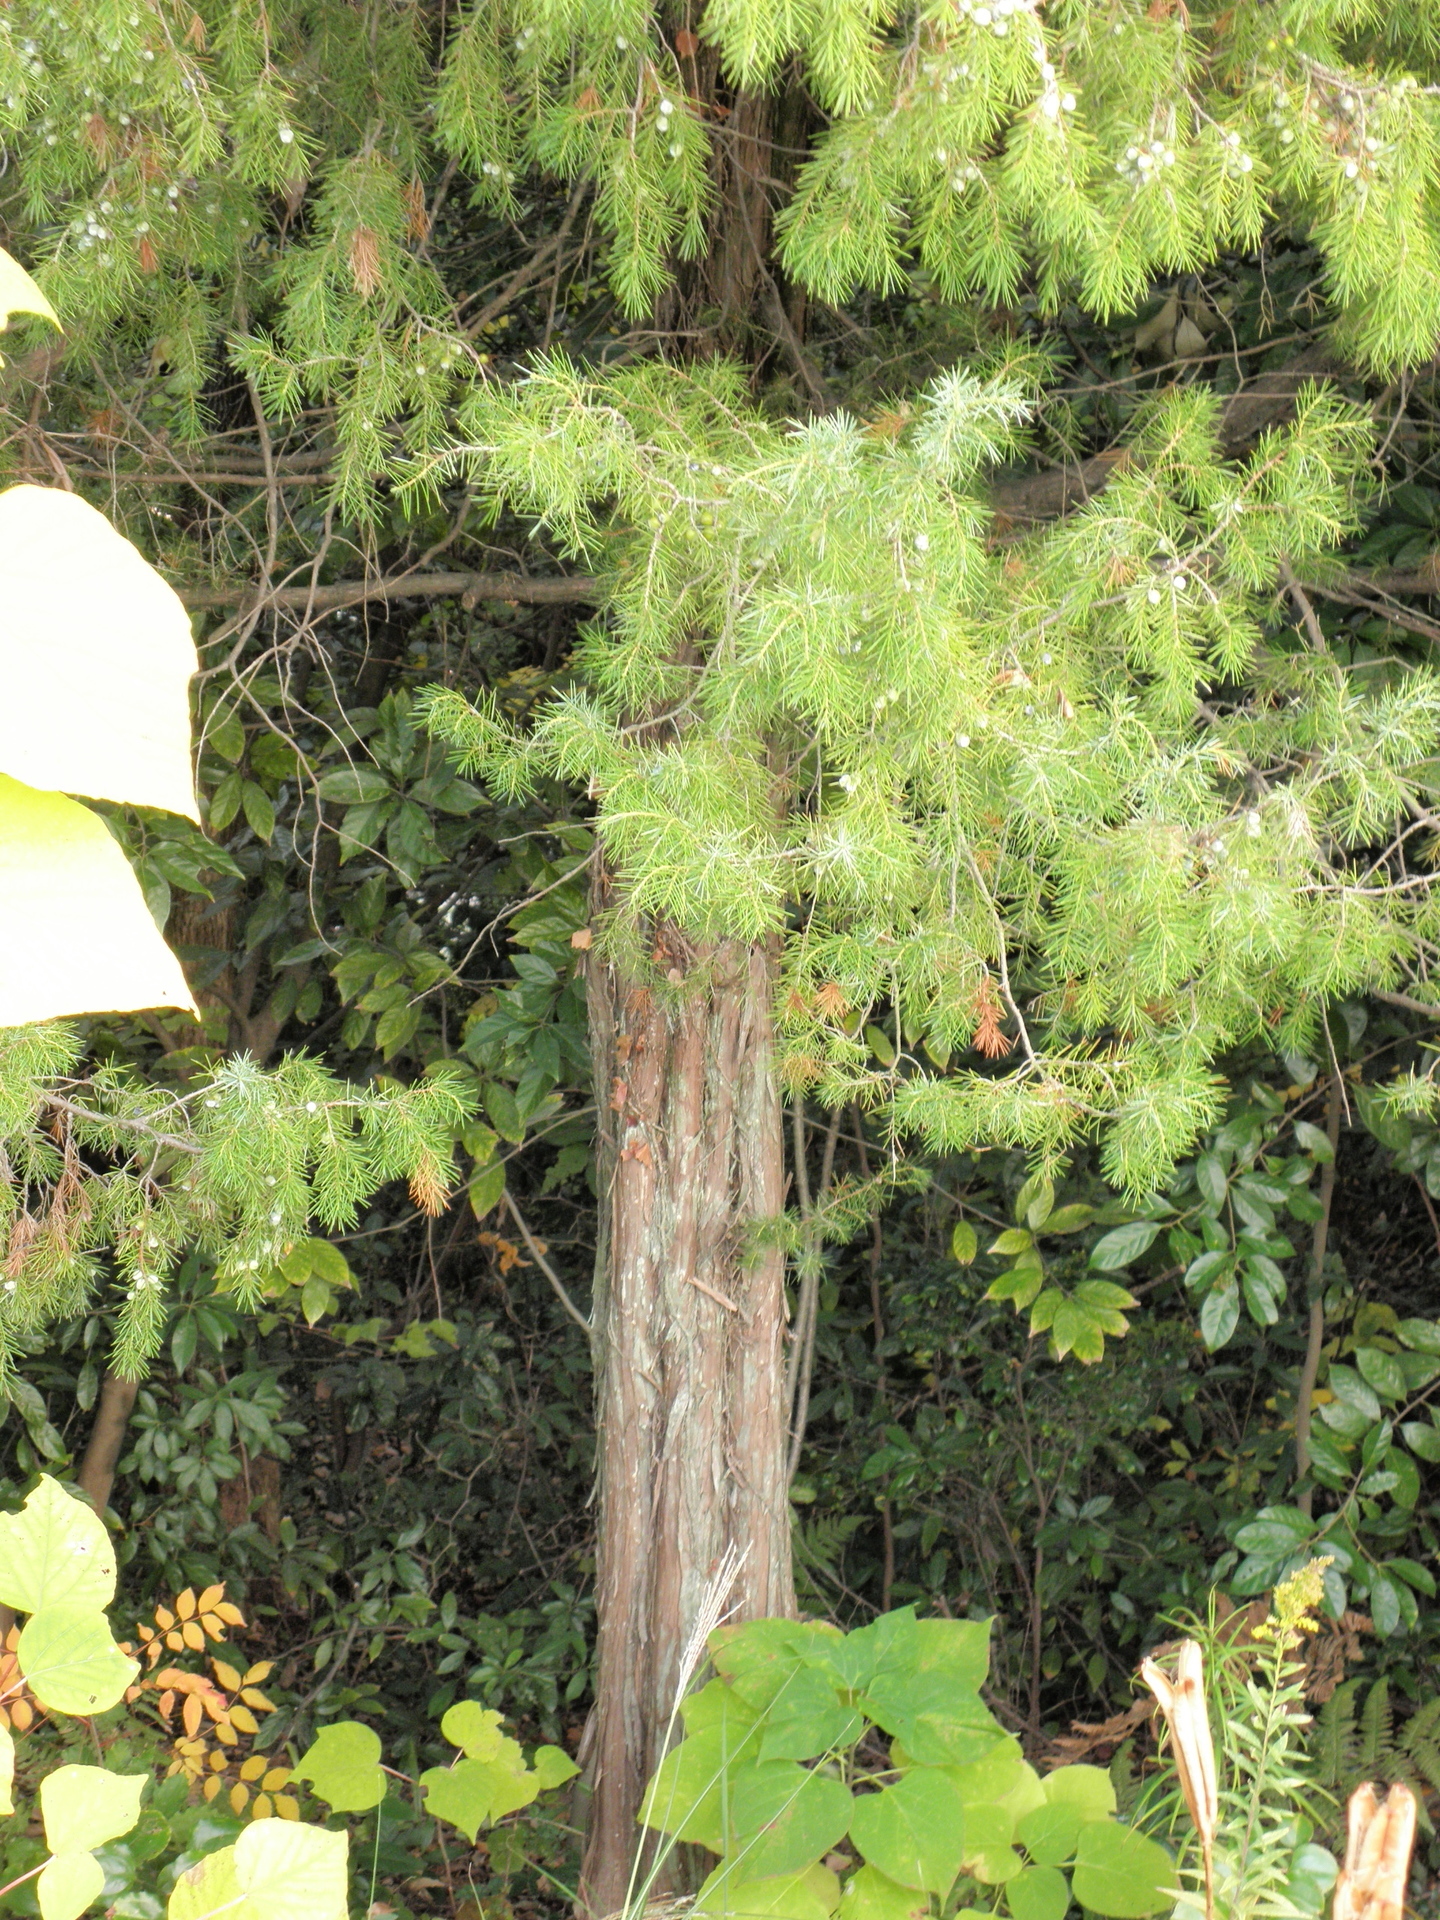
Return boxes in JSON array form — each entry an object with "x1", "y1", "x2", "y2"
[
  {"x1": 0, "y1": 486, "x2": 198, "y2": 819},
  {"x1": 0, "y1": 245, "x2": 60, "y2": 334},
  {"x1": 0, "y1": 773, "x2": 198, "y2": 1025}
]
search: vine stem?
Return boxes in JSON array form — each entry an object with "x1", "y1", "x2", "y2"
[{"x1": 1294, "y1": 1075, "x2": 1343, "y2": 1518}]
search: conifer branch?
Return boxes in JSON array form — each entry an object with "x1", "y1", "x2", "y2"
[{"x1": 180, "y1": 570, "x2": 598, "y2": 615}]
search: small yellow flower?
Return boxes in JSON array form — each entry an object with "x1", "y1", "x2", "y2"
[{"x1": 1250, "y1": 1556, "x2": 1331, "y2": 1647}]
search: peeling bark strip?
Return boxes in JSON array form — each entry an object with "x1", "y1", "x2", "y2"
[{"x1": 580, "y1": 921, "x2": 795, "y2": 1915}]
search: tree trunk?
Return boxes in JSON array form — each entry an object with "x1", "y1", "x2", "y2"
[{"x1": 579, "y1": 915, "x2": 796, "y2": 1916}]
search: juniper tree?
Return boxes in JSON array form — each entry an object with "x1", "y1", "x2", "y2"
[{"x1": 5, "y1": 0, "x2": 1440, "y2": 1909}]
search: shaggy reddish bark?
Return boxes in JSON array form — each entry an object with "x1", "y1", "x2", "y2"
[{"x1": 578, "y1": 918, "x2": 795, "y2": 1915}]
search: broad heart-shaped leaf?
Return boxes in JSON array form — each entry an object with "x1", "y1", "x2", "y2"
[
  {"x1": 0, "y1": 245, "x2": 60, "y2": 334},
  {"x1": 724, "y1": 1764, "x2": 852, "y2": 1878},
  {"x1": 0, "y1": 486, "x2": 198, "y2": 820},
  {"x1": 849, "y1": 1767, "x2": 968, "y2": 1894},
  {"x1": 293, "y1": 1720, "x2": 385, "y2": 1811},
  {"x1": 683, "y1": 1677, "x2": 761, "y2": 1740},
  {"x1": 168, "y1": 1820, "x2": 348, "y2": 1920},
  {"x1": 697, "y1": 1863, "x2": 841, "y2": 1920},
  {"x1": 0, "y1": 776, "x2": 198, "y2": 1025},
  {"x1": 530, "y1": 1745, "x2": 580, "y2": 1791},
  {"x1": 1007, "y1": 1865, "x2": 1071, "y2": 1920},
  {"x1": 1017, "y1": 1800, "x2": 1082, "y2": 1866},
  {"x1": 0, "y1": 1474, "x2": 118, "y2": 1612},
  {"x1": 440, "y1": 1700, "x2": 512, "y2": 1760},
  {"x1": 961, "y1": 1803, "x2": 1021, "y2": 1884},
  {"x1": 838, "y1": 1866, "x2": 931, "y2": 1920},
  {"x1": 758, "y1": 1665, "x2": 865, "y2": 1762},
  {"x1": 421, "y1": 1755, "x2": 540, "y2": 1841},
  {"x1": 909, "y1": 1617, "x2": 993, "y2": 1691},
  {"x1": 640, "y1": 1722, "x2": 764, "y2": 1848},
  {"x1": 1041, "y1": 1767, "x2": 1116, "y2": 1821},
  {"x1": 18, "y1": 1604, "x2": 137, "y2": 1714},
  {"x1": 37, "y1": 1849, "x2": 105, "y2": 1920},
  {"x1": 945, "y1": 1739, "x2": 1028, "y2": 1807},
  {"x1": 0, "y1": 1719, "x2": 12, "y2": 1816},
  {"x1": 1070, "y1": 1822, "x2": 1176, "y2": 1917},
  {"x1": 41, "y1": 1764, "x2": 145, "y2": 1853}
]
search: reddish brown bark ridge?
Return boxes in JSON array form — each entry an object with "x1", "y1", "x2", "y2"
[{"x1": 580, "y1": 919, "x2": 796, "y2": 1915}]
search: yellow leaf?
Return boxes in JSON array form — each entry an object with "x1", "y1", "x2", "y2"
[
  {"x1": 175, "y1": 1589, "x2": 196, "y2": 1621},
  {"x1": 240, "y1": 1689, "x2": 276, "y2": 1712},
  {"x1": 261, "y1": 1769, "x2": 291, "y2": 1793},
  {"x1": 275, "y1": 1795, "x2": 301, "y2": 1821},
  {"x1": 230, "y1": 1783, "x2": 249, "y2": 1815},
  {"x1": 209, "y1": 1751, "x2": 227, "y2": 1773},
  {"x1": 0, "y1": 1720, "x2": 12, "y2": 1817},
  {"x1": 242, "y1": 1662, "x2": 273, "y2": 1685},
  {"x1": 216, "y1": 1603, "x2": 246, "y2": 1628},
  {"x1": 253, "y1": 1794, "x2": 273, "y2": 1820},
  {"x1": 203, "y1": 1776, "x2": 222, "y2": 1802},
  {"x1": 200, "y1": 1614, "x2": 227, "y2": 1639},
  {"x1": 0, "y1": 775, "x2": 198, "y2": 1027},
  {"x1": 154, "y1": 1609, "x2": 175, "y2": 1631},
  {"x1": 240, "y1": 1757, "x2": 268, "y2": 1782},
  {"x1": 0, "y1": 486, "x2": 198, "y2": 818},
  {"x1": 197, "y1": 1586, "x2": 225, "y2": 1612},
  {"x1": 229, "y1": 1705, "x2": 259, "y2": 1735},
  {"x1": 212, "y1": 1660, "x2": 243, "y2": 1693},
  {"x1": 0, "y1": 245, "x2": 58, "y2": 345},
  {"x1": 214, "y1": 1722, "x2": 239, "y2": 1747}
]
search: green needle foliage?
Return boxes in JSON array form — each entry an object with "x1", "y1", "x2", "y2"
[
  {"x1": 420, "y1": 355, "x2": 1440, "y2": 1198},
  {"x1": 0, "y1": 0, "x2": 1438, "y2": 525},
  {"x1": 0, "y1": 1023, "x2": 472, "y2": 1386}
]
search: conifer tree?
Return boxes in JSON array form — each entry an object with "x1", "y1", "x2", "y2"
[{"x1": 4, "y1": 1, "x2": 1440, "y2": 1908}]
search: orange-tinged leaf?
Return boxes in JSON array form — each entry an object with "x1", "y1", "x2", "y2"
[
  {"x1": 229, "y1": 1783, "x2": 248, "y2": 1815},
  {"x1": 182, "y1": 1695, "x2": 203, "y2": 1738},
  {"x1": 215, "y1": 1603, "x2": 246, "y2": 1627},
  {"x1": 241, "y1": 1662, "x2": 273, "y2": 1685},
  {"x1": 200, "y1": 1693, "x2": 227, "y2": 1723},
  {"x1": 137, "y1": 1624, "x2": 154, "y2": 1642},
  {"x1": 154, "y1": 1608, "x2": 175, "y2": 1631},
  {"x1": 213, "y1": 1660, "x2": 243, "y2": 1692},
  {"x1": 240, "y1": 1689, "x2": 276, "y2": 1712},
  {"x1": 203, "y1": 1775, "x2": 222, "y2": 1801},
  {"x1": 275, "y1": 1795, "x2": 300, "y2": 1821},
  {"x1": 261, "y1": 1768, "x2": 291, "y2": 1792},
  {"x1": 200, "y1": 1614, "x2": 226, "y2": 1639},
  {"x1": 176, "y1": 1589, "x2": 197, "y2": 1620},
  {"x1": 228, "y1": 1704, "x2": 259, "y2": 1735},
  {"x1": 181, "y1": 1620, "x2": 206, "y2": 1652},
  {"x1": 240, "y1": 1756, "x2": 268, "y2": 1782},
  {"x1": 253, "y1": 1794, "x2": 272, "y2": 1820},
  {"x1": 8, "y1": 1701, "x2": 30, "y2": 1732},
  {"x1": 197, "y1": 1585, "x2": 225, "y2": 1612},
  {"x1": 166, "y1": 1631, "x2": 184, "y2": 1651}
]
